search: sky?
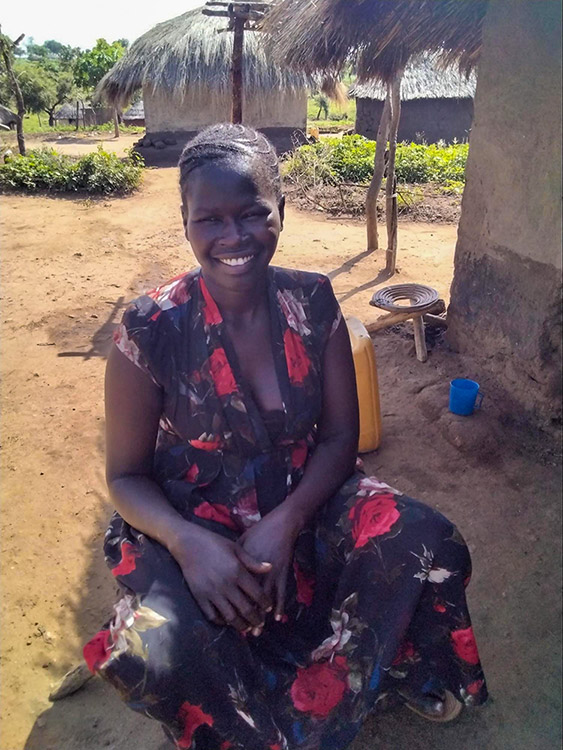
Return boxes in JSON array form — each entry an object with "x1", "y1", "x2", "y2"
[{"x1": 1, "y1": 0, "x2": 203, "y2": 50}]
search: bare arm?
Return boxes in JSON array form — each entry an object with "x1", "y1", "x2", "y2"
[{"x1": 105, "y1": 345, "x2": 272, "y2": 630}]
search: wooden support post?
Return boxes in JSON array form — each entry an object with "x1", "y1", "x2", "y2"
[
  {"x1": 385, "y1": 70, "x2": 403, "y2": 275},
  {"x1": 365, "y1": 90, "x2": 391, "y2": 252},
  {"x1": 231, "y1": 16, "x2": 245, "y2": 124},
  {"x1": 76, "y1": 101, "x2": 79, "y2": 131},
  {"x1": 412, "y1": 315, "x2": 428, "y2": 362}
]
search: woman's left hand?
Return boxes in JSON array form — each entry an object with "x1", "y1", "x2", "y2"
[{"x1": 237, "y1": 504, "x2": 302, "y2": 631}]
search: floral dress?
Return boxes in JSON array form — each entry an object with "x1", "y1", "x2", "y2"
[{"x1": 84, "y1": 267, "x2": 487, "y2": 750}]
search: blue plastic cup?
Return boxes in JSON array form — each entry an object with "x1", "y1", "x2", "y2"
[{"x1": 449, "y1": 378, "x2": 483, "y2": 416}]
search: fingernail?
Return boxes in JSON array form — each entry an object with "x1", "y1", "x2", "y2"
[
  {"x1": 275, "y1": 614, "x2": 282, "y2": 622},
  {"x1": 252, "y1": 627, "x2": 262, "y2": 637},
  {"x1": 266, "y1": 606, "x2": 273, "y2": 613}
]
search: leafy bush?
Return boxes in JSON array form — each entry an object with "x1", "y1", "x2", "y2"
[
  {"x1": 282, "y1": 135, "x2": 468, "y2": 187},
  {"x1": 0, "y1": 146, "x2": 144, "y2": 194}
]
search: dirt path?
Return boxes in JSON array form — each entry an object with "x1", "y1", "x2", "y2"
[{"x1": 1, "y1": 166, "x2": 560, "y2": 750}]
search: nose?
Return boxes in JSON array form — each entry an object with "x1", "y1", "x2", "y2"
[{"x1": 219, "y1": 217, "x2": 244, "y2": 248}]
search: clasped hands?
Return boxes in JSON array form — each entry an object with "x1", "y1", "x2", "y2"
[{"x1": 175, "y1": 503, "x2": 302, "y2": 635}]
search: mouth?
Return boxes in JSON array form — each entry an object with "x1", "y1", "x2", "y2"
[{"x1": 216, "y1": 254, "x2": 255, "y2": 267}]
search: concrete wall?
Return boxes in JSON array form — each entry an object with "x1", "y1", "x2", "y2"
[
  {"x1": 447, "y1": 0, "x2": 562, "y2": 426},
  {"x1": 356, "y1": 97, "x2": 474, "y2": 143},
  {"x1": 144, "y1": 87, "x2": 306, "y2": 132}
]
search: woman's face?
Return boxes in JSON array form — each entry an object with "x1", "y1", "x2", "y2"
[{"x1": 181, "y1": 160, "x2": 284, "y2": 293}]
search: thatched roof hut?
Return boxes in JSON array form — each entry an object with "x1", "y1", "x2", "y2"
[
  {"x1": 0, "y1": 104, "x2": 18, "y2": 130},
  {"x1": 263, "y1": 0, "x2": 488, "y2": 83},
  {"x1": 97, "y1": 6, "x2": 310, "y2": 159},
  {"x1": 350, "y1": 54, "x2": 477, "y2": 143},
  {"x1": 123, "y1": 101, "x2": 145, "y2": 126}
]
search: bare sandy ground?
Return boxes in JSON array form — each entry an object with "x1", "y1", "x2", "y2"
[{"x1": 1, "y1": 162, "x2": 561, "y2": 750}]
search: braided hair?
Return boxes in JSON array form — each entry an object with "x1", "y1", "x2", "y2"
[{"x1": 178, "y1": 123, "x2": 282, "y2": 202}]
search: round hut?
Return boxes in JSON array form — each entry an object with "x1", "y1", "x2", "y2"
[
  {"x1": 97, "y1": 6, "x2": 309, "y2": 162},
  {"x1": 350, "y1": 54, "x2": 476, "y2": 144}
]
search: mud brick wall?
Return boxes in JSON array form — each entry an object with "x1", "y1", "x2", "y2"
[{"x1": 447, "y1": 0, "x2": 562, "y2": 427}]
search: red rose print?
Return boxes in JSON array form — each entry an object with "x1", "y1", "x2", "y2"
[
  {"x1": 269, "y1": 745, "x2": 282, "y2": 750},
  {"x1": 185, "y1": 463, "x2": 199, "y2": 483},
  {"x1": 467, "y1": 679, "x2": 484, "y2": 695},
  {"x1": 208, "y1": 348, "x2": 238, "y2": 397},
  {"x1": 283, "y1": 328, "x2": 310, "y2": 385},
  {"x1": 348, "y1": 494, "x2": 400, "y2": 548},
  {"x1": 392, "y1": 640, "x2": 417, "y2": 665},
  {"x1": 220, "y1": 742, "x2": 233, "y2": 750},
  {"x1": 111, "y1": 541, "x2": 140, "y2": 577},
  {"x1": 189, "y1": 437, "x2": 222, "y2": 452},
  {"x1": 200, "y1": 277, "x2": 223, "y2": 326},
  {"x1": 83, "y1": 628, "x2": 112, "y2": 673},
  {"x1": 176, "y1": 702, "x2": 214, "y2": 748},
  {"x1": 293, "y1": 561, "x2": 315, "y2": 606},
  {"x1": 233, "y1": 488, "x2": 261, "y2": 528},
  {"x1": 433, "y1": 600, "x2": 447, "y2": 613},
  {"x1": 291, "y1": 442, "x2": 308, "y2": 470},
  {"x1": 193, "y1": 501, "x2": 238, "y2": 530},
  {"x1": 290, "y1": 655, "x2": 348, "y2": 718},
  {"x1": 451, "y1": 626, "x2": 480, "y2": 665}
]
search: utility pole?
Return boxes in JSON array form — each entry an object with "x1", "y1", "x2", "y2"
[
  {"x1": 0, "y1": 26, "x2": 26, "y2": 155},
  {"x1": 202, "y1": 1, "x2": 270, "y2": 124}
]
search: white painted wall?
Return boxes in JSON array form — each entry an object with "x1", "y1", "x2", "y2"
[{"x1": 144, "y1": 87, "x2": 306, "y2": 132}]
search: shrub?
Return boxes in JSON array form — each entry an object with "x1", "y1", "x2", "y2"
[
  {"x1": 282, "y1": 135, "x2": 468, "y2": 187},
  {"x1": 0, "y1": 146, "x2": 144, "y2": 194}
]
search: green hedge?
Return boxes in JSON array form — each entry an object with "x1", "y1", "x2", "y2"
[
  {"x1": 0, "y1": 146, "x2": 144, "y2": 194},
  {"x1": 282, "y1": 135, "x2": 469, "y2": 186}
]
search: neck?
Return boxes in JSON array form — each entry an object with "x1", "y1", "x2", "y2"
[{"x1": 201, "y1": 270, "x2": 269, "y2": 323}]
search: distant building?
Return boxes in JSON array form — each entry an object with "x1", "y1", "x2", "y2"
[
  {"x1": 97, "y1": 6, "x2": 309, "y2": 161},
  {"x1": 123, "y1": 101, "x2": 145, "y2": 127},
  {"x1": 351, "y1": 54, "x2": 476, "y2": 144},
  {"x1": 54, "y1": 102, "x2": 113, "y2": 127}
]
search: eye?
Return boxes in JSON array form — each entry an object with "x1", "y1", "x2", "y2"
[{"x1": 198, "y1": 215, "x2": 220, "y2": 223}]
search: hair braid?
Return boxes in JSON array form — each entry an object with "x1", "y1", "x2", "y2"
[{"x1": 178, "y1": 123, "x2": 282, "y2": 200}]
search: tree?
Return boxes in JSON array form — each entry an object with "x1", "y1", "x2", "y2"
[
  {"x1": 74, "y1": 39, "x2": 126, "y2": 137},
  {"x1": 0, "y1": 28, "x2": 26, "y2": 154},
  {"x1": 16, "y1": 61, "x2": 75, "y2": 126}
]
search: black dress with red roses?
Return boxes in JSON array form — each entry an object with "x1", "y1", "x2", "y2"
[{"x1": 84, "y1": 268, "x2": 487, "y2": 750}]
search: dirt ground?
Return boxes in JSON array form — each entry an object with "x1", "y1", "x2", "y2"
[{"x1": 1, "y1": 141, "x2": 561, "y2": 750}]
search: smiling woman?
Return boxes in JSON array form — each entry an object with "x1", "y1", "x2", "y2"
[{"x1": 84, "y1": 123, "x2": 487, "y2": 749}]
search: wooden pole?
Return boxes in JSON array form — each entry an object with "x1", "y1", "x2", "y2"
[
  {"x1": 365, "y1": 89, "x2": 391, "y2": 252},
  {"x1": 385, "y1": 70, "x2": 403, "y2": 274},
  {"x1": 231, "y1": 15, "x2": 245, "y2": 124},
  {"x1": 76, "y1": 101, "x2": 79, "y2": 130},
  {"x1": 0, "y1": 30, "x2": 26, "y2": 155},
  {"x1": 113, "y1": 108, "x2": 120, "y2": 138}
]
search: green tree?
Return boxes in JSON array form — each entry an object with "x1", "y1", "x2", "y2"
[
  {"x1": 73, "y1": 39, "x2": 125, "y2": 91},
  {"x1": 73, "y1": 39, "x2": 126, "y2": 137},
  {"x1": 16, "y1": 61, "x2": 75, "y2": 125}
]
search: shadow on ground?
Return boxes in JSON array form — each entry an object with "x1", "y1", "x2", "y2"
[{"x1": 23, "y1": 326, "x2": 562, "y2": 750}]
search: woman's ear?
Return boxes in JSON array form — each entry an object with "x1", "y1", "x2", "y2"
[{"x1": 278, "y1": 195, "x2": 286, "y2": 230}]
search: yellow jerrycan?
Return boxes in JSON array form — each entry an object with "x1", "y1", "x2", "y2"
[{"x1": 346, "y1": 317, "x2": 382, "y2": 452}]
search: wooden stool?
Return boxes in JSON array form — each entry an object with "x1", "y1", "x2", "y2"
[{"x1": 369, "y1": 283, "x2": 441, "y2": 363}]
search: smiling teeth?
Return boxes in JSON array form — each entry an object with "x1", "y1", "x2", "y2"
[{"x1": 218, "y1": 255, "x2": 253, "y2": 266}]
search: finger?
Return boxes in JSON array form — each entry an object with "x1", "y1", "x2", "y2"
[
  {"x1": 194, "y1": 595, "x2": 225, "y2": 627},
  {"x1": 213, "y1": 596, "x2": 249, "y2": 633},
  {"x1": 235, "y1": 547, "x2": 272, "y2": 576},
  {"x1": 229, "y1": 588, "x2": 264, "y2": 629},
  {"x1": 237, "y1": 571, "x2": 273, "y2": 614},
  {"x1": 274, "y1": 568, "x2": 288, "y2": 622}
]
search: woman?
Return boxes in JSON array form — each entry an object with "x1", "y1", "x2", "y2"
[{"x1": 84, "y1": 124, "x2": 487, "y2": 750}]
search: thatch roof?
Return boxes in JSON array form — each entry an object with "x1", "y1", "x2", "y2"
[
  {"x1": 123, "y1": 101, "x2": 144, "y2": 120},
  {"x1": 263, "y1": 0, "x2": 488, "y2": 84},
  {"x1": 350, "y1": 53, "x2": 476, "y2": 100},
  {"x1": 97, "y1": 6, "x2": 310, "y2": 108},
  {"x1": 0, "y1": 104, "x2": 18, "y2": 127},
  {"x1": 54, "y1": 102, "x2": 78, "y2": 120}
]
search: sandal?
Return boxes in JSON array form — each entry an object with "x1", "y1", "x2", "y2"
[{"x1": 400, "y1": 689, "x2": 463, "y2": 723}]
